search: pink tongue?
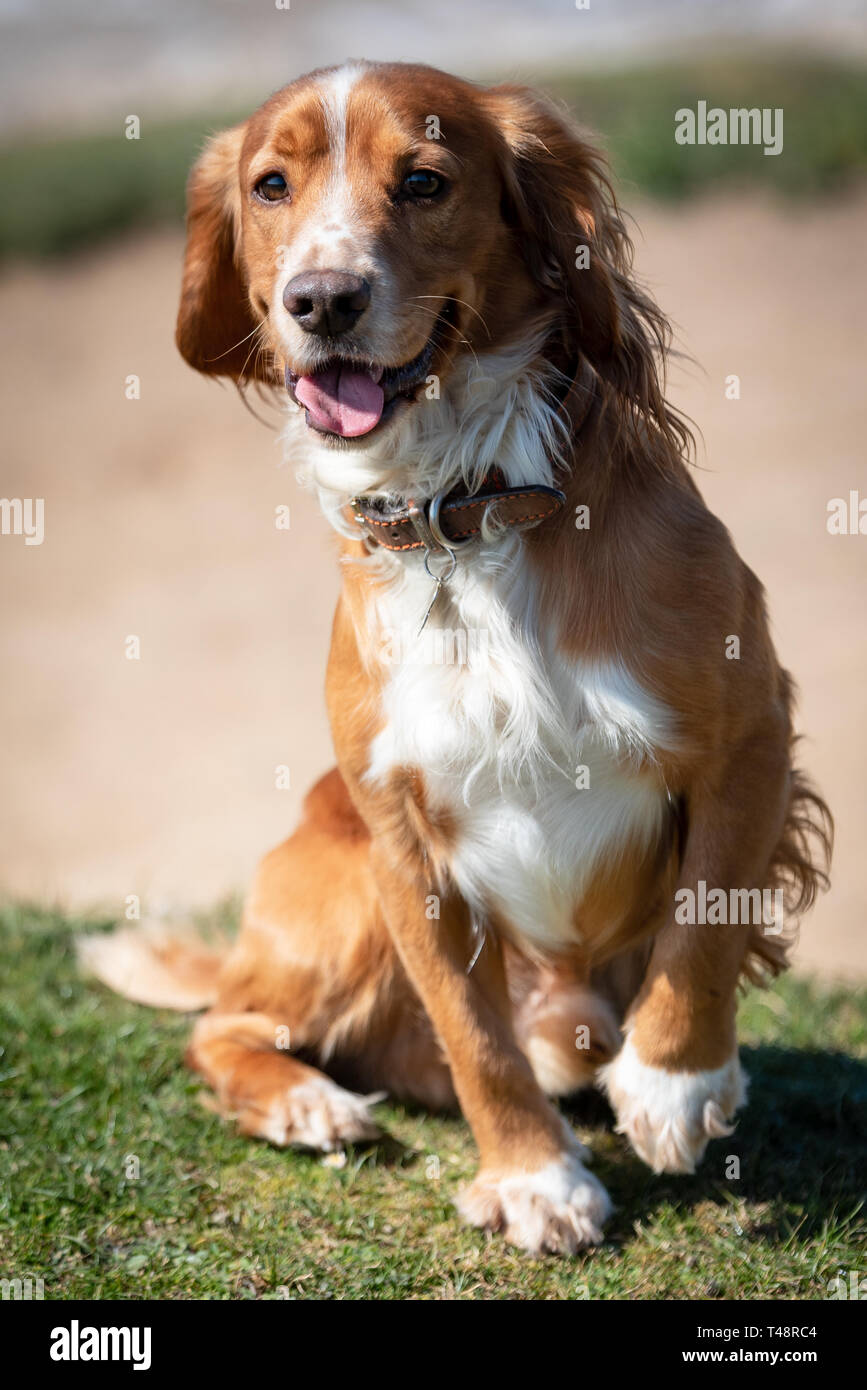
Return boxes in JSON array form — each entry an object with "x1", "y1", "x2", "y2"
[{"x1": 295, "y1": 364, "x2": 384, "y2": 437}]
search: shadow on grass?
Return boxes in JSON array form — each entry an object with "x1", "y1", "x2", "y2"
[{"x1": 563, "y1": 1044, "x2": 867, "y2": 1245}]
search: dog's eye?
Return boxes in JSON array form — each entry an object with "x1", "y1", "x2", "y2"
[
  {"x1": 401, "y1": 169, "x2": 445, "y2": 199},
  {"x1": 256, "y1": 173, "x2": 289, "y2": 202}
]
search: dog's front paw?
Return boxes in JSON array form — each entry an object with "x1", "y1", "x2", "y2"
[
  {"x1": 598, "y1": 1035, "x2": 747, "y2": 1174},
  {"x1": 247, "y1": 1076, "x2": 384, "y2": 1152},
  {"x1": 457, "y1": 1144, "x2": 611, "y2": 1256}
]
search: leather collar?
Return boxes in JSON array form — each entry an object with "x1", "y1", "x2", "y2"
[{"x1": 350, "y1": 357, "x2": 596, "y2": 556}]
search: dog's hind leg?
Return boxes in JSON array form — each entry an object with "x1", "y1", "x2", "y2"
[
  {"x1": 509, "y1": 958, "x2": 625, "y2": 1098},
  {"x1": 186, "y1": 1009, "x2": 383, "y2": 1150},
  {"x1": 185, "y1": 768, "x2": 454, "y2": 1144}
]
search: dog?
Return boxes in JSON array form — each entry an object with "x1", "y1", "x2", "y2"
[{"x1": 82, "y1": 60, "x2": 831, "y2": 1256}]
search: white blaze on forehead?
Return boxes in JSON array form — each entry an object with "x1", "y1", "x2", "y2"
[
  {"x1": 319, "y1": 62, "x2": 367, "y2": 181},
  {"x1": 272, "y1": 61, "x2": 399, "y2": 367},
  {"x1": 291, "y1": 62, "x2": 369, "y2": 269}
]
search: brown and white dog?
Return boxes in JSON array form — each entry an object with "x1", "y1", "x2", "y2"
[{"x1": 83, "y1": 61, "x2": 831, "y2": 1256}]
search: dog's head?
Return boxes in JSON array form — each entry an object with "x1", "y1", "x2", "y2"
[{"x1": 177, "y1": 61, "x2": 672, "y2": 478}]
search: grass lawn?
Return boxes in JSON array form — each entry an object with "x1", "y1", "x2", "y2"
[{"x1": 0, "y1": 902, "x2": 864, "y2": 1301}]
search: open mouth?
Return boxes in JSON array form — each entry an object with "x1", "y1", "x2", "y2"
[{"x1": 284, "y1": 301, "x2": 456, "y2": 439}]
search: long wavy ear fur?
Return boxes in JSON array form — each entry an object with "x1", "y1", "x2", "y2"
[
  {"x1": 481, "y1": 84, "x2": 692, "y2": 459},
  {"x1": 176, "y1": 124, "x2": 271, "y2": 385}
]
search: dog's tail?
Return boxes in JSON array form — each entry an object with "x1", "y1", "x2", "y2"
[{"x1": 77, "y1": 920, "x2": 231, "y2": 1011}]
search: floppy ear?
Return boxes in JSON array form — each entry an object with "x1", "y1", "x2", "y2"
[
  {"x1": 176, "y1": 124, "x2": 268, "y2": 384},
  {"x1": 481, "y1": 85, "x2": 675, "y2": 437}
]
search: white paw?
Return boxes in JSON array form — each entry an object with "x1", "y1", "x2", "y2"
[
  {"x1": 260, "y1": 1077, "x2": 384, "y2": 1152},
  {"x1": 457, "y1": 1143, "x2": 611, "y2": 1256},
  {"x1": 598, "y1": 1035, "x2": 747, "y2": 1174}
]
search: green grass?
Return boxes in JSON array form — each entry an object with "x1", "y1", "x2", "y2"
[
  {"x1": 0, "y1": 110, "x2": 249, "y2": 261},
  {"x1": 2, "y1": 52, "x2": 866, "y2": 261},
  {"x1": 549, "y1": 51, "x2": 867, "y2": 200},
  {"x1": 0, "y1": 902, "x2": 864, "y2": 1300}
]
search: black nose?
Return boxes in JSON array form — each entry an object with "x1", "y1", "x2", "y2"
[{"x1": 282, "y1": 270, "x2": 371, "y2": 336}]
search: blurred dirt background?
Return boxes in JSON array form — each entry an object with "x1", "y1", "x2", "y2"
[{"x1": 0, "y1": 0, "x2": 865, "y2": 976}]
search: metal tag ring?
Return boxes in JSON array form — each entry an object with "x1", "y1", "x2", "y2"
[{"x1": 423, "y1": 547, "x2": 457, "y2": 584}]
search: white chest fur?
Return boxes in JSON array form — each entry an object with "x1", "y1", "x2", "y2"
[{"x1": 362, "y1": 536, "x2": 674, "y2": 952}]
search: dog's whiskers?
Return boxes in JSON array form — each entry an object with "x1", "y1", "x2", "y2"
[{"x1": 409, "y1": 295, "x2": 492, "y2": 340}]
